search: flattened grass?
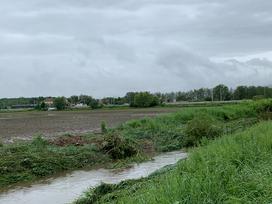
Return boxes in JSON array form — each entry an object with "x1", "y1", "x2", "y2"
[
  {"x1": 92, "y1": 122, "x2": 272, "y2": 204},
  {"x1": 0, "y1": 101, "x2": 266, "y2": 190}
]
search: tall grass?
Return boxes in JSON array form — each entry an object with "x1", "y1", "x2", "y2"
[
  {"x1": 0, "y1": 101, "x2": 268, "y2": 190},
  {"x1": 117, "y1": 102, "x2": 257, "y2": 151},
  {"x1": 92, "y1": 122, "x2": 272, "y2": 204}
]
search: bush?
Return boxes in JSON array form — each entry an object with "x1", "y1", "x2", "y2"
[
  {"x1": 53, "y1": 97, "x2": 67, "y2": 110},
  {"x1": 184, "y1": 114, "x2": 222, "y2": 146},
  {"x1": 133, "y1": 92, "x2": 159, "y2": 108},
  {"x1": 89, "y1": 99, "x2": 100, "y2": 109},
  {"x1": 253, "y1": 99, "x2": 272, "y2": 113},
  {"x1": 101, "y1": 121, "x2": 107, "y2": 133},
  {"x1": 253, "y1": 99, "x2": 272, "y2": 120},
  {"x1": 76, "y1": 183, "x2": 115, "y2": 204},
  {"x1": 101, "y1": 132, "x2": 138, "y2": 160}
]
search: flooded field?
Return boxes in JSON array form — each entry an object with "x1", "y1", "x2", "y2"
[
  {"x1": 0, "y1": 151, "x2": 187, "y2": 204},
  {"x1": 0, "y1": 107, "x2": 180, "y2": 142}
]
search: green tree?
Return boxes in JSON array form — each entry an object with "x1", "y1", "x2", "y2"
[
  {"x1": 53, "y1": 97, "x2": 67, "y2": 110},
  {"x1": 133, "y1": 92, "x2": 159, "y2": 107},
  {"x1": 233, "y1": 86, "x2": 248, "y2": 100},
  {"x1": 125, "y1": 92, "x2": 138, "y2": 107},
  {"x1": 88, "y1": 99, "x2": 100, "y2": 109},
  {"x1": 213, "y1": 84, "x2": 230, "y2": 101},
  {"x1": 68, "y1": 95, "x2": 79, "y2": 105},
  {"x1": 40, "y1": 102, "x2": 48, "y2": 111}
]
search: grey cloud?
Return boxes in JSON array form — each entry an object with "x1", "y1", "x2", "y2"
[{"x1": 0, "y1": 0, "x2": 272, "y2": 98}]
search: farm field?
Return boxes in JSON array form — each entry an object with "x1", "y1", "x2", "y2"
[
  {"x1": 0, "y1": 107, "x2": 180, "y2": 142},
  {"x1": 0, "y1": 100, "x2": 271, "y2": 203}
]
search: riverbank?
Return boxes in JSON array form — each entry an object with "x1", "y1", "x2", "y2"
[
  {"x1": 84, "y1": 121, "x2": 272, "y2": 204},
  {"x1": 0, "y1": 100, "x2": 270, "y2": 191},
  {"x1": 0, "y1": 151, "x2": 187, "y2": 204}
]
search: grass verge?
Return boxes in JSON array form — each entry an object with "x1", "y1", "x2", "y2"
[{"x1": 76, "y1": 121, "x2": 272, "y2": 204}]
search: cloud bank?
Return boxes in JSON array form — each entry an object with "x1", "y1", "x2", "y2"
[{"x1": 0, "y1": 0, "x2": 272, "y2": 98}]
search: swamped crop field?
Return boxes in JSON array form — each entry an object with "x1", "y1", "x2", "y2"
[
  {"x1": 0, "y1": 100, "x2": 272, "y2": 204},
  {"x1": 0, "y1": 107, "x2": 180, "y2": 142}
]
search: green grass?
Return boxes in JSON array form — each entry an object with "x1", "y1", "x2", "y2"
[
  {"x1": 77, "y1": 121, "x2": 272, "y2": 204},
  {"x1": 117, "y1": 102, "x2": 258, "y2": 152},
  {"x1": 0, "y1": 133, "x2": 151, "y2": 190},
  {"x1": 0, "y1": 100, "x2": 269, "y2": 190},
  {"x1": 0, "y1": 135, "x2": 108, "y2": 190}
]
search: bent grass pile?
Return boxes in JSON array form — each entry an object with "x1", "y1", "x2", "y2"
[{"x1": 77, "y1": 121, "x2": 272, "y2": 204}]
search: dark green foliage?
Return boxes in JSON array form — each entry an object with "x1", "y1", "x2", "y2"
[
  {"x1": 79, "y1": 95, "x2": 101, "y2": 109},
  {"x1": 132, "y1": 92, "x2": 159, "y2": 108},
  {"x1": 0, "y1": 137, "x2": 110, "y2": 189},
  {"x1": 53, "y1": 97, "x2": 67, "y2": 110},
  {"x1": 69, "y1": 95, "x2": 80, "y2": 105},
  {"x1": 89, "y1": 99, "x2": 100, "y2": 109},
  {"x1": 253, "y1": 99, "x2": 272, "y2": 120},
  {"x1": 125, "y1": 92, "x2": 137, "y2": 107},
  {"x1": 253, "y1": 99, "x2": 272, "y2": 113},
  {"x1": 234, "y1": 86, "x2": 272, "y2": 100},
  {"x1": 76, "y1": 183, "x2": 115, "y2": 204},
  {"x1": 35, "y1": 102, "x2": 48, "y2": 111},
  {"x1": 40, "y1": 102, "x2": 48, "y2": 110},
  {"x1": 75, "y1": 179, "x2": 150, "y2": 204},
  {"x1": 0, "y1": 97, "x2": 44, "y2": 109},
  {"x1": 91, "y1": 122, "x2": 272, "y2": 204},
  {"x1": 101, "y1": 132, "x2": 138, "y2": 160},
  {"x1": 213, "y1": 84, "x2": 231, "y2": 101},
  {"x1": 101, "y1": 121, "x2": 107, "y2": 133},
  {"x1": 184, "y1": 114, "x2": 222, "y2": 146}
]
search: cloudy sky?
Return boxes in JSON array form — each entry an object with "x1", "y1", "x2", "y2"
[{"x1": 0, "y1": 0, "x2": 272, "y2": 98}]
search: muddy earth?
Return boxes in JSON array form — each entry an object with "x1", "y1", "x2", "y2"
[{"x1": 0, "y1": 107, "x2": 180, "y2": 142}]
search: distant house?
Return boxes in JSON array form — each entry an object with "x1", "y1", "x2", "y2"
[
  {"x1": 44, "y1": 97, "x2": 54, "y2": 107},
  {"x1": 74, "y1": 103, "x2": 88, "y2": 108}
]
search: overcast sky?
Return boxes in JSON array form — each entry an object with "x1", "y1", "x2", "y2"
[{"x1": 0, "y1": 0, "x2": 272, "y2": 98}]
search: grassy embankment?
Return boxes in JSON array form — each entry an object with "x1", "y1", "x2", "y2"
[
  {"x1": 0, "y1": 100, "x2": 269, "y2": 191},
  {"x1": 77, "y1": 121, "x2": 272, "y2": 204},
  {"x1": 74, "y1": 100, "x2": 272, "y2": 204}
]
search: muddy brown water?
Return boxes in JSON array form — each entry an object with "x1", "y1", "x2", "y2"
[{"x1": 0, "y1": 151, "x2": 187, "y2": 204}]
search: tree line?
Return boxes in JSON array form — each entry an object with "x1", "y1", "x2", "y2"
[{"x1": 0, "y1": 85, "x2": 272, "y2": 110}]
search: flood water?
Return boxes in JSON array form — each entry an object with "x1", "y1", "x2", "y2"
[{"x1": 0, "y1": 151, "x2": 187, "y2": 204}]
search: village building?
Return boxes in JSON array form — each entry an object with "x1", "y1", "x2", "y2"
[{"x1": 44, "y1": 97, "x2": 54, "y2": 107}]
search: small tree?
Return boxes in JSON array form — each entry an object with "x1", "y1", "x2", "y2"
[
  {"x1": 68, "y1": 95, "x2": 79, "y2": 105},
  {"x1": 88, "y1": 99, "x2": 100, "y2": 109},
  {"x1": 133, "y1": 92, "x2": 159, "y2": 108},
  {"x1": 40, "y1": 102, "x2": 48, "y2": 111},
  {"x1": 53, "y1": 97, "x2": 67, "y2": 110}
]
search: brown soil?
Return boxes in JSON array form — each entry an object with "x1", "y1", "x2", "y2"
[
  {"x1": 49, "y1": 135, "x2": 87, "y2": 147},
  {"x1": 0, "y1": 107, "x2": 180, "y2": 142}
]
